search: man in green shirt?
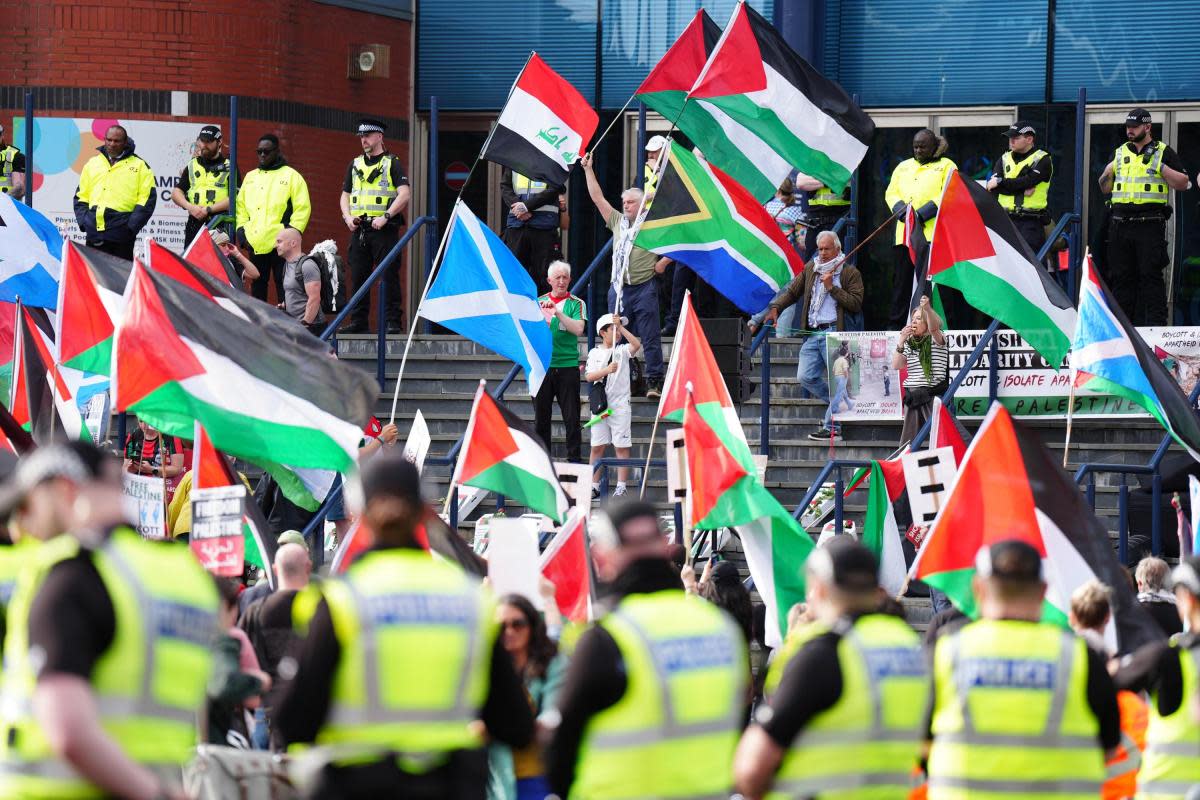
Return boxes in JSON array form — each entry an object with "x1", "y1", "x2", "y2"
[{"x1": 536, "y1": 259, "x2": 587, "y2": 463}]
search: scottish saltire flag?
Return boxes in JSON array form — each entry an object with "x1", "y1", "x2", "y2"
[
  {"x1": 0, "y1": 193, "x2": 62, "y2": 308},
  {"x1": 1072, "y1": 253, "x2": 1200, "y2": 462},
  {"x1": 419, "y1": 200, "x2": 552, "y2": 395}
]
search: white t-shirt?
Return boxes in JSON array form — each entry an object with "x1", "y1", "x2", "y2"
[{"x1": 586, "y1": 343, "x2": 633, "y2": 410}]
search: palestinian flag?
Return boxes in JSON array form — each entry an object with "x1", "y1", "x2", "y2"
[
  {"x1": 910, "y1": 403, "x2": 1163, "y2": 655},
  {"x1": 0, "y1": 401, "x2": 34, "y2": 454},
  {"x1": 56, "y1": 243, "x2": 131, "y2": 376},
  {"x1": 862, "y1": 459, "x2": 909, "y2": 597},
  {"x1": 481, "y1": 53, "x2": 598, "y2": 186},
  {"x1": 930, "y1": 396, "x2": 968, "y2": 464},
  {"x1": 1073, "y1": 254, "x2": 1200, "y2": 462},
  {"x1": 11, "y1": 304, "x2": 86, "y2": 444},
  {"x1": 634, "y1": 140, "x2": 802, "y2": 314},
  {"x1": 540, "y1": 510, "x2": 593, "y2": 623},
  {"x1": 643, "y1": 4, "x2": 872, "y2": 200},
  {"x1": 113, "y1": 262, "x2": 375, "y2": 508},
  {"x1": 0, "y1": 301, "x2": 17, "y2": 405},
  {"x1": 451, "y1": 381, "x2": 570, "y2": 523},
  {"x1": 928, "y1": 170, "x2": 1076, "y2": 366},
  {"x1": 181, "y1": 228, "x2": 239, "y2": 286}
]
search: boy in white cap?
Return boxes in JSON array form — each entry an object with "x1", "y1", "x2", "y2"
[{"x1": 585, "y1": 313, "x2": 641, "y2": 497}]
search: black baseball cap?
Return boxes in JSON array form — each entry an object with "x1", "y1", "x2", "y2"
[
  {"x1": 1003, "y1": 121, "x2": 1036, "y2": 138},
  {"x1": 975, "y1": 540, "x2": 1044, "y2": 585},
  {"x1": 1126, "y1": 108, "x2": 1152, "y2": 126},
  {"x1": 356, "y1": 118, "x2": 387, "y2": 136},
  {"x1": 197, "y1": 125, "x2": 222, "y2": 142},
  {"x1": 807, "y1": 536, "x2": 878, "y2": 592}
]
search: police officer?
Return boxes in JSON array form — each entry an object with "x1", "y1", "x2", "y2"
[
  {"x1": 733, "y1": 536, "x2": 928, "y2": 799},
  {"x1": 987, "y1": 121, "x2": 1052, "y2": 255},
  {"x1": 925, "y1": 540, "x2": 1121, "y2": 798},
  {"x1": 500, "y1": 166, "x2": 564, "y2": 297},
  {"x1": 1099, "y1": 108, "x2": 1190, "y2": 326},
  {"x1": 339, "y1": 119, "x2": 411, "y2": 334},
  {"x1": 794, "y1": 171, "x2": 851, "y2": 258},
  {"x1": 643, "y1": 134, "x2": 666, "y2": 196},
  {"x1": 275, "y1": 451, "x2": 533, "y2": 798},
  {"x1": 545, "y1": 499, "x2": 748, "y2": 798},
  {"x1": 73, "y1": 124, "x2": 156, "y2": 261},
  {"x1": 0, "y1": 124, "x2": 26, "y2": 199},
  {"x1": 170, "y1": 124, "x2": 235, "y2": 247},
  {"x1": 884, "y1": 129, "x2": 956, "y2": 329},
  {"x1": 0, "y1": 441, "x2": 218, "y2": 800},
  {"x1": 1115, "y1": 555, "x2": 1200, "y2": 798},
  {"x1": 236, "y1": 133, "x2": 311, "y2": 303}
]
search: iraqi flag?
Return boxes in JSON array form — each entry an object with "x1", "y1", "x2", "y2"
[
  {"x1": 113, "y1": 262, "x2": 375, "y2": 504},
  {"x1": 451, "y1": 381, "x2": 570, "y2": 523},
  {"x1": 928, "y1": 170, "x2": 1076, "y2": 366},
  {"x1": 481, "y1": 53, "x2": 598, "y2": 187},
  {"x1": 862, "y1": 459, "x2": 910, "y2": 597},
  {"x1": 56, "y1": 243, "x2": 132, "y2": 376},
  {"x1": 1073, "y1": 254, "x2": 1200, "y2": 462},
  {"x1": 11, "y1": 303, "x2": 86, "y2": 444},
  {"x1": 910, "y1": 402, "x2": 1163, "y2": 655},
  {"x1": 540, "y1": 510, "x2": 593, "y2": 623}
]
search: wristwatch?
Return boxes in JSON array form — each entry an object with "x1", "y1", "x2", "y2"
[{"x1": 383, "y1": 211, "x2": 393, "y2": 220}]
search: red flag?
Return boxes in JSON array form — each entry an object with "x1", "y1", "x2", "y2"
[
  {"x1": 930, "y1": 396, "x2": 968, "y2": 464},
  {"x1": 658, "y1": 293, "x2": 734, "y2": 423},
  {"x1": 192, "y1": 420, "x2": 237, "y2": 489},
  {"x1": 682, "y1": 388, "x2": 748, "y2": 526},
  {"x1": 181, "y1": 227, "x2": 238, "y2": 286},
  {"x1": 540, "y1": 512, "x2": 591, "y2": 623}
]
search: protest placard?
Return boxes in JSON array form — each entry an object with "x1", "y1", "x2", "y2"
[
  {"x1": 122, "y1": 472, "x2": 166, "y2": 539},
  {"x1": 190, "y1": 484, "x2": 246, "y2": 576}
]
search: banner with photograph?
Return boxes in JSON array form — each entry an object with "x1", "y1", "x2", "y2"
[{"x1": 827, "y1": 327, "x2": 1200, "y2": 420}]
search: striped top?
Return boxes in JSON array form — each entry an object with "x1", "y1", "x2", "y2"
[{"x1": 902, "y1": 340, "x2": 950, "y2": 388}]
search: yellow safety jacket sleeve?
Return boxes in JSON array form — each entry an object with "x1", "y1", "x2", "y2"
[{"x1": 289, "y1": 172, "x2": 312, "y2": 232}]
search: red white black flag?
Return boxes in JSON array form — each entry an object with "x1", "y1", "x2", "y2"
[{"x1": 481, "y1": 53, "x2": 598, "y2": 186}]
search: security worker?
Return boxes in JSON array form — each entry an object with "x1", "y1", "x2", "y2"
[
  {"x1": 884, "y1": 129, "x2": 956, "y2": 329},
  {"x1": 987, "y1": 121, "x2": 1053, "y2": 255},
  {"x1": 794, "y1": 171, "x2": 851, "y2": 258},
  {"x1": 0, "y1": 441, "x2": 218, "y2": 800},
  {"x1": 926, "y1": 540, "x2": 1121, "y2": 799},
  {"x1": 1116, "y1": 555, "x2": 1200, "y2": 799},
  {"x1": 500, "y1": 165, "x2": 564, "y2": 297},
  {"x1": 643, "y1": 134, "x2": 667, "y2": 196},
  {"x1": 0, "y1": 124, "x2": 26, "y2": 198},
  {"x1": 275, "y1": 452, "x2": 533, "y2": 798},
  {"x1": 170, "y1": 124, "x2": 235, "y2": 247},
  {"x1": 338, "y1": 119, "x2": 411, "y2": 334},
  {"x1": 545, "y1": 499, "x2": 748, "y2": 799},
  {"x1": 236, "y1": 133, "x2": 311, "y2": 303},
  {"x1": 1099, "y1": 108, "x2": 1191, "y2": 326},
  {"x1": 73, "y1": 124, "x2": 156, "y2": 261},
  {"x1": 733, "y1": 537, "x2": 929, "y2": 799}
]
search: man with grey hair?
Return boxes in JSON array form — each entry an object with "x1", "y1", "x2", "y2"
[
  {"x1": 751, "y1": 229, "x2": 864, "y2": 441},
  {"x1": 535, "y1": 259, "x2": 586, "y2": 462},
  {"x1": 1136, "y1": 555, "x2": 1183, "y2": 637},
  {"x1": 581, "y1": 152, "x2": 670, "y2": 397}
]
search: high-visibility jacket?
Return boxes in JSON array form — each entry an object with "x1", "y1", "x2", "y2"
[
  {"x1": 292, "y1": 548, "x2": 496, "y2": 769},
  {"x1": 1103, "y1": 690, "x2": 1147, "y2": 800},
  {"x1": 74, "y1": 148, "x2": 156, "y2": 243},
  {"x1": 997, "y1": 149, "x2": 1050, "y2": 212},
  {"x1": 235, "y1": 162, "x2": 311, "y2": 254},
  {"x1": 1112, "y1": 143, "x2": 1170, "y2": 206},
  {"x1": 768, "y1": 614, "x2": 929, "y2": 799},
  {"x1": 885, "y1": 157, "x2": 957, "y2": 245},
  {"x1": 0, "y1": 146, "x2": 19, "y2": 194},
  {"x1": 0, "y1": 528, "x2": 218, "y2": 799},
  {"x1": 1136, "y1": 645, "x2": 1200, "y2": 799},
  {"x1": 348, "y1": 154, "x2": 401, "y2": 218},
  {"x1": 509, "y1": 172, "x2": 559, "y2": 229},
  {"x1": 811, "y1": 183, "x2": 851, "y2": 209},
  {"x1": 928, "y1": 619, "x2": 1106, "y2": 800},
  {"x1": 0, "y1": 539, "x2": 35, "y2": 611},
  {"x1": 184, "y1": 156, "x2": 230, "y2": 208},
  {"x1": 644, "y1": 161, "x2": 660, "y2": 196},
  {"x1": 570, "y1": 589, "x2": 747, "y2": 800}
]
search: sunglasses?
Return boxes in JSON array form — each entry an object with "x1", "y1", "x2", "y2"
[{"x1": 500, "y1": 618, "x2": 529, "y2": 632}]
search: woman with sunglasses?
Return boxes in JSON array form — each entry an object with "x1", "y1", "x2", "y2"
[{"x1": 488, "y1": 590, "x2": 568, "y2": 800}]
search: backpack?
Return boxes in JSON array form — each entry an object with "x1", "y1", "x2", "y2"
[{"x1": 296, "y1": 251, "x2": 341, "y2": 315}]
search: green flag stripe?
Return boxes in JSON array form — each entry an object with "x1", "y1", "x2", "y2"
[
  {"x1": 63, "y1": 336, "x2": 113, "y2": 377},
  {"x1": 1079, "y1": 372, "x2": 1172, "y2": 445},
  {"x1": 862, "y1": 463, "x2": 887, "y2": 561},
  {"x1": 467, "y1": 460, "x2": 562, "y2": 521}
]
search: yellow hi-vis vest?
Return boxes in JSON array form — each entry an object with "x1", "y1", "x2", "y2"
[
  {"x1": 928, "y1": 619, "x2": 1106, "y2": 800},
  {"x1": 348, "y1": 154, "x2": 399, "y2": 217},
  {"x1": 186, "y1": 156, "x2": 230, "y2": 207},
  {"x1": 0, "y1": 528, "x2": 218, "y2": 800},
  {"x1": 0, "y1": 147, "x2": 18, "y2": 194},
  {"x1": 570, "y1": 589, "x2": 748, "y2": 800},
  {"x1": 767, "y1": 614, "x2": 929, "y2": 799},
  {"x1": 293, "y1": 549, "x2": 495, "y2": 769},
  {"x1": 998, "y1": 149, "x2": 1050, "y2": 212},
  {"x1": 885, "y1": 157, "x2": 957, "y2": 245},
  {"x1": 0, "y1": 539, "x2": 36, "y2": 612},
  {"x1": 235, "y1": 164, "x2": 311, "y2": 254},
  {"x1": 811, "y1": 183, "x2": 851, "y2": 208},
  {"x1": 1112, "y1": 143, "x2": 1170, "y2": 205},
  {"x1": 512, "y1": 172, "x2": 559, "y2": 215},
  {"x1": 76, "y1": 151, "x2": 155, "y2": 232},
  {"x1": 1136, "y1": 645, "x2": 1200, "y2": 799}
]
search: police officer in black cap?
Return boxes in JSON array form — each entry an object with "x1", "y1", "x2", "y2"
[
  {"x1": 171, "y1": 124, "x2": 237, "y2": 247},
  {"x1": 1099, "y1": 108, "x2": 1190, "y2": 325},
  {"x1": 338, "y1": 118, "x2": 411, "y2": 334},
  {"x1": 986, "y1": 121, "x2": 1053, "y2": 256}
]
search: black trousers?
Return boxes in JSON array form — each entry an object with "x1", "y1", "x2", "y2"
[
  {"x1": 890, "y1": 244, "x2": 916, "y2": 330},
  {"x1": 1009, "y1": 214, "x2": 1047, "y2": 258},
  {"x1": 534, "y1": 366, "x2": 582, "y2": 463},
  {"x1": 307, "y1": 750, "x2": 488, "y2": 800},
  {"x1": 1108, "y1": 217, "x2": 1169, "y2": 326},
  {"x1": 348, "y1": 224, "x2": 403, "y2": 329},
  {"x1": 250, "y1": 250, "x2": 285, "y2": 303},
  {"x1": 90, "y1": 238, "x2": 135, "y2": 261},
  {"x1": 503, "y1": 225, "x2": 558, "y2": 296}
]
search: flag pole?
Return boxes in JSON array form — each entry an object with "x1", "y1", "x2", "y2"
[{"x1": 1063, "y1": 367, "x2": 1077, "y2": 469}]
